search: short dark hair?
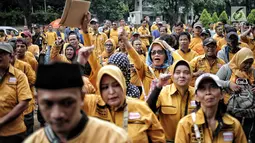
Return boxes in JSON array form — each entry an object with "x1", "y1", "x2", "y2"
[
  {"x1": 174, "y1": 60, "x2": 191, "y2": 73},
  {"x1": 159, "y1": 34, "x2": 176, "y2": 47},
  {"x1": 159, "y1": 26, "x2": 167, "y2": 32},
  {"x1": 174, "y1": 22, "x2": 184, "y2": 28},
  {"x1": 68, "y1": 31, "x2": 79, "y2": 41},
  {"x1": 179, "y1": 32, "x2": 191, "y2": 41},
  {"x1": 215, "y1": 25, "x2": 222, "y2": 30},
  {"x1": 16, "y1": 38, "x2": 27, "y2": 48}
]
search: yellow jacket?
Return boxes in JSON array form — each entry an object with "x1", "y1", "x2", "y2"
[
  {"x1": 84, "y1": 32, "x2": 108, "y2": 56},
  {"x1": 14, "y1": 59, "x2": 36, "y2": 115},
  {"x1": 156, "y1": 84, "x2": 196, "y2": 141},
  {"x1": 83, "y1": 65, "x2": 165, "y2": 143},
  {"x1": 175, "y1": 108, "x2": 247, "y2": 143},
  {"x1": 18, "y1": 54, "x2": 38, "y2": 72},
  {"x1": 50, "y1": 44, "x2": 71, "y2": 63},
  {"x1": 127, "y1": 43, "x2": 183, "y2": 96},
  {"x1": 176, "y1": 49, "x2": 199, "y2": 62},
  {"x1": 0, "y1": 65, "x2": 32, "y2": 136},
  {"x1": 24, "y1": 116, "x2": 131, "y2": 143},
  {"x1": 27, "y1": 44, "x2": 40, "y2": 57}
]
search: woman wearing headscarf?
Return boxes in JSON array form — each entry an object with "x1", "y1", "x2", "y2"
[
  {"x1": 146, "y1": 60, "x2": 196, "y2": 142},
  {"x1": 175, "y1": 73, "x2": 247, "y2": 143},
  {"x1": 83, "y1": 65, "x2": 166, "y2": 143},
  {"x1": 216, "y1": 47, "x2": 255, "y2": 142},
  {"x1": 119, "y1": 29, "x2": 183, "y2": 99},
  {"x1": 99, "y1": 39, "x2": 116, "y2": 65}
]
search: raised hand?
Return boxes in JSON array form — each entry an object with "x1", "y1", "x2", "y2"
[
  {"x1": 81, "y1": 11, "x2": 91, "y2": 33},
  {"x1": 77, "y1": 45, "x2": 95, "y2": 65},
  {"x1": 157, "y1": 73, "x2": 171, "y2": 88}
]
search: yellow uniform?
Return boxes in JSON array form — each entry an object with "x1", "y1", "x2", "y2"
[
  {"x1": 18, "y1": 55, "x2": 38, "y2": 72},
  {"x1": 24, "y1": 116, "x2": 130, "y2": 143},
  {"x1": 192, "y1": 43, "x2": 204, "y2": 55},
  {"x1": 0, "y1": 65, "x2": 32, "y2": 136},
  {"x1": 156, "y1": 84, "x2": 196, "y2": 141},
  {"x1": 190, "y1": 37, "x2": 202, "y2": 49},
  {"x1": 128, "y1": 54, "x2": 145, "y2": 87},
  {"x1": 176, "y1": 49, "x2": 199, "y2": 62},
  {"x1": 50, "y1": 44, "x2": 71, "y2": 63},
  {"x1": 25, "y1": 51, "x2": 36, "y2": 59},
  {"x1": 127, "y1": 43, "x2": 183, "y2": 96},
  {"x1": 175, "y1": 108, "x2": 247, "y2": 143},
  {"x1": 84, "y1": 32, "x2": 108, "y2": 57},
  {"x1": 83, "y1": 65, "x2": 165, "y2": 143},
  {"x1": 213, "y1": 34, "x2": 224, "y2": 42},
  {"x1": 45, "y1": 31, "x2": 57, "y2": 46},
  {"x1": 84, "y1": 96, "x2": 166, "y2": 143},
  {"x1": 14, "y1": 59, "x2": 36, "y2": 115},
  {"x1": 151, "y1": 24, "x2": 158, "y2": 31},
  {"x1": 138, "y1": 26, "x2": 150, "y2": 46},
  {"x1": 27, "y1": 44, "x2": 40, "y2": 57},
  {"x1": 109, "y1": 29, "x2": 119, "y2": 45},
  {"x1": 240, "y1": 36, "x2": 255, "y2": 56}
]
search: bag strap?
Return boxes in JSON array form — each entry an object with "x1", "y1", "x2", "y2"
[
  {"x1": 191, "y1": 112, "x2": 202, "y2": 143},
  {"x1": 44, "y1": 125, "x2": 60, "y2": 143}
]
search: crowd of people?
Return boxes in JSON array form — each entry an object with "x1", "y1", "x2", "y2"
[{"x1": 0, "y1": 11, "x2": 255, "y2": 143}]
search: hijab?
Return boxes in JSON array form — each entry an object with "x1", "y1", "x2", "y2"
[
  {"x1": 229, "y1": 47, "x2": 254, "y2": 81},
  {"x1": 108, "y1": 52, "x2": 141, "y2": 98},
  {"x1": 101, "y1": 39, "x2": 116, "y2": 58},
  {"x1": 146, "y1": 40, "x2": 173, "y2": 69}
]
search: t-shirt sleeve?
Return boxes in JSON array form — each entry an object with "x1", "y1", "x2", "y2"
[{"x1": 17, "y1": 72, "x2": 32, "y2": 102}]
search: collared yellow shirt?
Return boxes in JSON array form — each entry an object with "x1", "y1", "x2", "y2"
[
  {"x1": 138, "y1": 26, "x2": 150, "y2": 46},
  {"x1": 83, "y1": 96, "x2": 166, "y2": 143},
  {"x1": 176, "y1": 49, "x2": 198, "y2": 62},
  {"x1": 109, "y1": 29, "x2": 119, "y2": 46},
  {"x1": 28, "y1": 44, "x2": 40, "y2": 57},
  {"x1": 175, "y1": 108, "x2": 247, "y2": 143},
  {"x1": 0, "y1": 65, "x2": 32, "y2": 136},
  {"x1": 151, "y1": 24, "x2": 158, "y2": 31},
  {"x1": 24, "y1": 116, "x2": 131, "y2": 143},
  {"x1": 14, "y1": 59, "x2": 36, "y2": 115},
  {"x1": 84, "y1": 32, "x2": 108, "y2": 56},
  {"x1": 190, "y1": 37, "x2": 202, "y2": 49},
  {"x1": 45, "y1": 31, "x2": 57, "y2": 46},
  {"x1": 156, "y1": 84, "x2": 196, "y2": 141},
  {"x1": 18, "y1": 54, "x2": 38, "y2": 72}
]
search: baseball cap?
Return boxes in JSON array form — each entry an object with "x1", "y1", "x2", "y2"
[
  {"x1": 200, "y1": 30, "x2": 210, "y2": 36},
  {"x1": 193, "y1": 22, "x2": 203, "y2": 28},
  {"x1": 226, "y1": 32, "x2": 238, "y2": 42},
  {"x1": 203, "y1": 38, "x2": 216, "y2": 46},
  {"x1": 90, "y1": 18, "x2": 98, "y2": 24},
  {"x1": 0, "y1": 42, "x2": 14, "y2": 54},
  {"x1": 195, "y1": 73, "x2": 222, "y2": 91},
  {"x1": 21, "y1": 31, "x2": 32, "y2": 38}
]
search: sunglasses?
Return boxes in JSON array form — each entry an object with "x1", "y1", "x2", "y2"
[
  {"x1": 151, "y1": 50, "x2": 165, "y2": 56},
  {"x1": 105, "y1": 44, "x2": 113, "y2": 47}
]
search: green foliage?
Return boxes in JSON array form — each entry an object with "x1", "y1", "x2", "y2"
[
  {"x1": 211, "y1": 12, "x2": 219, "y2": 23},
  {"x1": 247, "y1": 9, "x2": 255, "y2": 24},
  {"x1": 90, "y1": 0, "x2": 129, "y2": 22},
  {"x1": 219, "y1": 11, "x2": 229, "y2": 23},
  {"x1": 31, "y1": 11, "x2": 60, "y2": 24},
  {"x1": 199, "y1": 9, "x2": 212, "y2": 29},
  {"x1": 0, "y1": 10, "x2": 24, "y2": 26}
]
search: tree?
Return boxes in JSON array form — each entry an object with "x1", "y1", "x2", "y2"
[
  {"x1": 219, "y1": 11, "x2": 229, "y2": 24},
  {"x1": 211, "y1": 12, "x2": 219, "y2": 23},
  {"x1": 199, "y1": 9, "x2": 212, "y2": 29},
  {"x1": 247, "y1": 9, "x2": 255, "y2": 24}
]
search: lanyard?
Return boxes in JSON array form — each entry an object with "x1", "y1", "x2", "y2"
[{"x1": 123, "y1": 105, "x2": 129, "y2": 132}]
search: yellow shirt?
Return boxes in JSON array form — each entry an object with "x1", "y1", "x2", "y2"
[
  {"x1": 84, "y1": 32, "x2": 108, "y2": 56},
  {"x1": 192, "y1": 43, "x2": 205, "y2": 55},
  {"x1": 82, "y1": 76, "x2": 95, "y2": 94},
  {"x1": 109, "y1": 29, "x2": 119, "y2": 46},
  {"x1": 176, "y1": 49, "x2": 198, "y2": 62},
  {"x1": 14, "y1": 59, "x2": 36, "y2": 115},
  {"x1": 50, "y1": 44, "x2": 71, "y2": 63},
  {"x1": 156, "y1": 84, "x2": 196, "y2": 141},
  {"x1": 27, "y1": 44, "x2": 40, "y2": 57},
  {"x1": 83, "y1": 96, "x2": 166, "y2": 143},
  {"x1": 175, "y1": 108, "x2": 247, "y2": 143},
  {"x1": 127, "y1": 46, "x2": 183, "y2": 96},
  {"x1": 24, "y1": 116, "x2": 130, "y2": 143},
  {"x1": 151, "y1": 24, "x2": 158, "y2": 31},
  {"x1": 138, "y1": 26, "x2": 150, "y2": 46},
  {"x1": 0, "y1": 65, "x2": 32, "y2": 136},
  {"x1": 45, "y1": 31, "x2": 57, "y2": 46},
  {"x1": 18, "y1": 55, "x2": 38, "y2": 72},
  {"x1": 190, "y1": 37, "x2": 202, "y2": 49},
  {"x1": 189, "y1": 55, "x2": 225, "y2": 86},
  {"x1": 213, "y1": 34, "x2": 224, "y2": 42},
  {"x1": 240, "y1": 36, "x2": 255, "y2": 56}
]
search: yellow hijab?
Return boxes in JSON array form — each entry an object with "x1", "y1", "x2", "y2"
[
  {"x1": 170, "y1": 60, "x2": 193, "y2": 86},
  {"x1": 229, "y1": 48, "x2": 254, "y2": 81},
  {"x1": 101, "y1": 39, "x2": 116, "y2": 58},
  {"x1": 96, "y1": 65, "x2": 127, "y2": 107}
]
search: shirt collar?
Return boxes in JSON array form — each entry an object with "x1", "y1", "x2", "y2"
[
  {"x1": 8, "y1": 65, "x2": 15, "y2": 76},
  {"x1": 195, "y1": 108, "x2": 234, "y2": 125},
  {"x1": 169, "y1": 84, "x2": 194, "y2": 96}
]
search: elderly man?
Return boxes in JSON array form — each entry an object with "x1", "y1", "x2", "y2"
[{"x1": 0, "y1": 42, "x2": 32, "y2": 142}]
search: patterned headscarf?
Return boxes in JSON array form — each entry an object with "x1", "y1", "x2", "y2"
[{"x1": 108, "y1": 52, "x2": 141, "y2": 98}]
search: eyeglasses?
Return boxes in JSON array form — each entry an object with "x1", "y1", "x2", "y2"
[
  {"x1": 105, "y1": 44, "x2": 113, "y2": 47},
  {"x1": 151, "y1": 50, "x2": 165, "y2": 56}
]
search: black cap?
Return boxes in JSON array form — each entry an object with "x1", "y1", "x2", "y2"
[
  {"x1": 226, "y1": 32, "x2": 238, "y2": 42},
  {"x1": 35, "y1": 62, "x2": 84, "y2": 90},
  {"x1": 203, "y1": 38, "x2": 216, "y2": 46}
]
